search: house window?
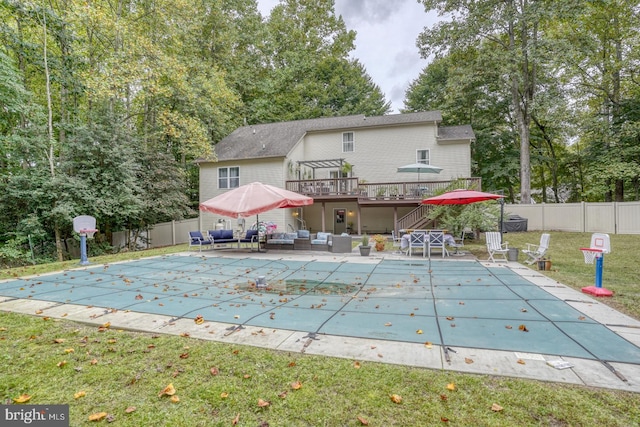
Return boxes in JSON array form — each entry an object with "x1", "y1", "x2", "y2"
[
  {"x1": 218, "y1": 167, "x2": 239, "y2": 189},
  {"x1": 342, "y1": 132, "x2": 354, "y2": 152},
  {"x1": 417, "y1": 150, "x2": 430, "y2": 164}
]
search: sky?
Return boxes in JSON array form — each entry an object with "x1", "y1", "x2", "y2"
[{"x1": 256, "y1": 0, "x2": 439, "y2": 114}]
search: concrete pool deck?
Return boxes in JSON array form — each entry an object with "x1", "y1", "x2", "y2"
[{"x1": 1, "y1": 249, "x2": 639, "y2": 393}]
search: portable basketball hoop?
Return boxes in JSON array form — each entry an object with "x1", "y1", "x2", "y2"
[
  {"x1": 73, "y1": 216, "x2": 98, "y2": 266},
  {"x1": 580, "y1": 233, "x2": 613, "y2": 297}
]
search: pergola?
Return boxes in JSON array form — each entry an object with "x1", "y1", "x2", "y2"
[{"x1": 297, "y1": 158, "x2": 349, "y2": 179}]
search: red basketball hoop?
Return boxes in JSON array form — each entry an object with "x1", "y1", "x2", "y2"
[
  {"x1": 580, "y1": 247, "x2": 602, "y2": 264},
  {"x1": 80, "y1": 229, "x2": 98, "y2": 239}
]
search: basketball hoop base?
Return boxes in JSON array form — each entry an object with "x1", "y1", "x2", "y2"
[{"x1": 581, "y1": 286, "x2": 613, "y2": 297}]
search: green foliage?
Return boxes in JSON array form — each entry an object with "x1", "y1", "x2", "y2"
[{"x1": 360, "y1": 234, "x2": 370, "y2": 246}]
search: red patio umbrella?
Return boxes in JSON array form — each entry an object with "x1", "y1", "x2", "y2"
[
  {"x1": 420, "y1": 189, "x2": 504, "y2": 205},
  {"x1": 199, "y1": 182, "x2": 313, "y2": 218},
  {"x1": 421, "y1": 189, "x2": 505, "y2": 241}
]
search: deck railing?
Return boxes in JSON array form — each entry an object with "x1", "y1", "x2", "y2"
[{"x1": 286, "y1": 178, "x2": 482, "y2": 200}]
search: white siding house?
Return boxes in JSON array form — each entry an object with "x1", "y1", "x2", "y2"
[{"x1": 198, "y1": 112, "x2": 476, "y2": 234}]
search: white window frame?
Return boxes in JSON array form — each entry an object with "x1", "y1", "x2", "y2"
[
  {"x1": 342, "y1": 132, "x2": 354, "y2": 152},
  {"x1": 416, "y1": 149, "x2": 430, "y2": 164},
  {"x1": 218, "y1": 166, "x2": 240, "y2": 189}
]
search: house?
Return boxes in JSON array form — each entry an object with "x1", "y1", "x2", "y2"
[{"x1": 197, "y1": 111, "x2": 477, "y2": 235}]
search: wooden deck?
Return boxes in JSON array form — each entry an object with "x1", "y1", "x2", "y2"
[{"x1": 286, "y1": 177, "x2": 482, "y2": 205}]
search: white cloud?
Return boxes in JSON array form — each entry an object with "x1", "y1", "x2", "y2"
[{"x1": 257, "y1": 0, "x2": 438, "y2": 113}]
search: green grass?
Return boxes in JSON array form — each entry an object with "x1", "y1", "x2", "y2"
[{"x1": 1, "y1": 234, "x2": 640, "y2": 426}]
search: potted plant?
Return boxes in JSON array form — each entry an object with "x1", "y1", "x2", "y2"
[
  {"x1": 359, "y1": 234, "x2": 371, "y2": 256},
  {"x1": 372, "y1": 234, "x2": 386, "y2": 251}
]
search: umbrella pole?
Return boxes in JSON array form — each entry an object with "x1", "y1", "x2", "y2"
[
  {"x1": 499, "y1": 199, "x2": 504, "y2": 244},
  {"x1": 255, "y1": 214, "x2": 262, "y2": 252}
]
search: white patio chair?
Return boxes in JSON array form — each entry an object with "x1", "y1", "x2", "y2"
[
  {"x1": 408, "y1": 230, "x2": 427, "y2": 257},
  {"x1": 391, "y1": 230, "x2": 404, "y2": 254},
  {"x1": 522, "y1": 233, "x2": 550, "y2": 265},
  {"x1": 485, "y1": 231, "x2": 509, "y2": 262},
  {"x1": 427, "y1": 230, "x2": 449, "y2": 258}
]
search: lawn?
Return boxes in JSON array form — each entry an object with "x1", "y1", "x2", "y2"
[{"x1": 1, "y1": 233, "x2": 639, "y2": 426}]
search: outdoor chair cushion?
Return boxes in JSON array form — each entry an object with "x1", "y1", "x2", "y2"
[
  {"x1": 209, "y1": 229, "x2": 235, "y2": 242},
  {"x1": 297, "y1": 229, "x2": 310, "y2": 239},
  {"x1": 239, "y1": 229, "x2": 258, "y2": 242},
  {"x1": 311, "y1": 232, "x2": 331, "y2": 245}
]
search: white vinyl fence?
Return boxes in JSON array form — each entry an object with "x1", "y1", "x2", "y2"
[
  {"x1": 111, "y1": 202, "x2": 640, "y2": 249},
  {"x1": 505, "y1": 201, "x2": 640, "y2": 235}
]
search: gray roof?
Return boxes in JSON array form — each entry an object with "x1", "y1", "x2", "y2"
[
  {"x1": 438, "y1": 125, "x2": 476, "y2": 141},
  {"x1": 207, "y1": 111, "x2": 444, "y2": 163}
]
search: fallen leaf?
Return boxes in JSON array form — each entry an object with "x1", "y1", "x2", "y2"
[
  {"x1": 416, "y1": 329, "x2": 423, "y2": 334},
  {"x1": 517, "y1": 359, "x2": 526, "y2": 365},
  {"x1": 520, "y1": 308, "x2": 528, "y2": 312},
  {"x1": 35, "y1": 309, "x2": 43, "y2": 314},
  {"x1": 232, "y1": 413, "x2": 240, "y2": 425},
  {"x1": 384, "y1": 322, "x2": 392, "y2": 327},
  {"x1": 465, "y1": 358, "x2": 474, "y2": 364},
  {"x1": 278, "y1": 391, "x2": 288, "y2": 399},
  {"x1": 353, "y1": 361, "x2": 361, "y2": 369},
  {"x1": 180, "y1": 332, "x2": 190, "y2": 337},
  {"x1": 57, "y1": 360, "x2": 67, "y2": 368},
  {"x1": 210, "y1": 367, "x2": 219, "y2": 376},
  {"x1": 88, "y1": 412, "x2": 108, "y2": 421},
  {"x1": 135, "y1": 294, "x2": 143, "y2": 300},
  {"x1": 65, "y1": 348, "x2": 74, "y2": 353},
  {"x1": 257, "y1": 398, "x2": 270, "y2": 407},
  {"x1": 194, "y1": 315, "x2": 204, "y2": 325},
  {"x1": 53, "y1": 338, "x2": 65, "y2": 344},
  {"x1": 220, "y1": 392, "x2": 229, "y2": 399},
  {"x1": 90, "y1": 358, "x2": 98, "y2": 365},
  {"x1": 125, "y1": 407, "x2": 136, "y2": 414},
  {"x1": 441, "y1": 416, "x2": 449, "y2": 422},
  {"x1": 505, "y1": 325, "x2": 513, "y2": 329},
  {"x1": 578, "y1": 316, "x2": 586, "y2": 321},
  {"x1": 291, "y1": 381, "x2": 302, "y2": 390},
  {"x1": 518, "y1": 324, "x2": 529, "y2": 332},
  {"x1": 424, "y1": 342, "x2": 433, "y2": 349},
  {"x1": 243, "y1": 374, "x2": 251, "y2": 379},
  {"x1": 446, "y1": 383, "x2": 456, "y2": 391},
  {"x1": 74, "y1": 391, "x2": 86, "y2": 399},
  {"x1": 446, "y1": 316, "x2": 454, "y2": 321},
  {"x1": 440, "y1": 394, "x2": 448, "y2": 401},
  {"x1": 170, "y1": 395, "x2": 180, "y2": 403},
  {"x1": 390, "y1": 394, "x2": 402, "y2": 404},
  {"x1": 357, "y1": 415, "x2": 370, "y2": 425},
  {"x1": 491, "y1": 403, "x2": 504, "y2": 412},
  {"x1": 179, "y1": 352, "x2": 189, "y2": 359},
  {"x1": 158, "y1": 383, "x2": 176, "y2": 397},
  {"x1": 12, "y1": 394, "x2": 32, "y2": 403}
]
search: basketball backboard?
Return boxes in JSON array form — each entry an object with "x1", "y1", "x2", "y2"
[
  {"x1": 73, "y1": 215, "x2": 96, "y2": 233},
  {"x1": 590, "y1": 233, "x2": 611, "y2": 254}
]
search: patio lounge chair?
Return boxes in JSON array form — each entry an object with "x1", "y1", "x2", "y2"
[
  {"x1": 522, "y1": 233, "x2": 550, "y2": 265},
  {"x1": 188, "y1": 231, "x2": 213, "y2": 252},
  {"x1": 486, "y1": 231, "x2": 509, "y2": 262}
]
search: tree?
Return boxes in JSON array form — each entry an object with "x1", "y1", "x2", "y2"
[
  {"x1": 417, "y1": 0, "x2": 582, "y2": 203},
  {"x1": 251, "y1": 0, "x2": 390, "y2": 122}
]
